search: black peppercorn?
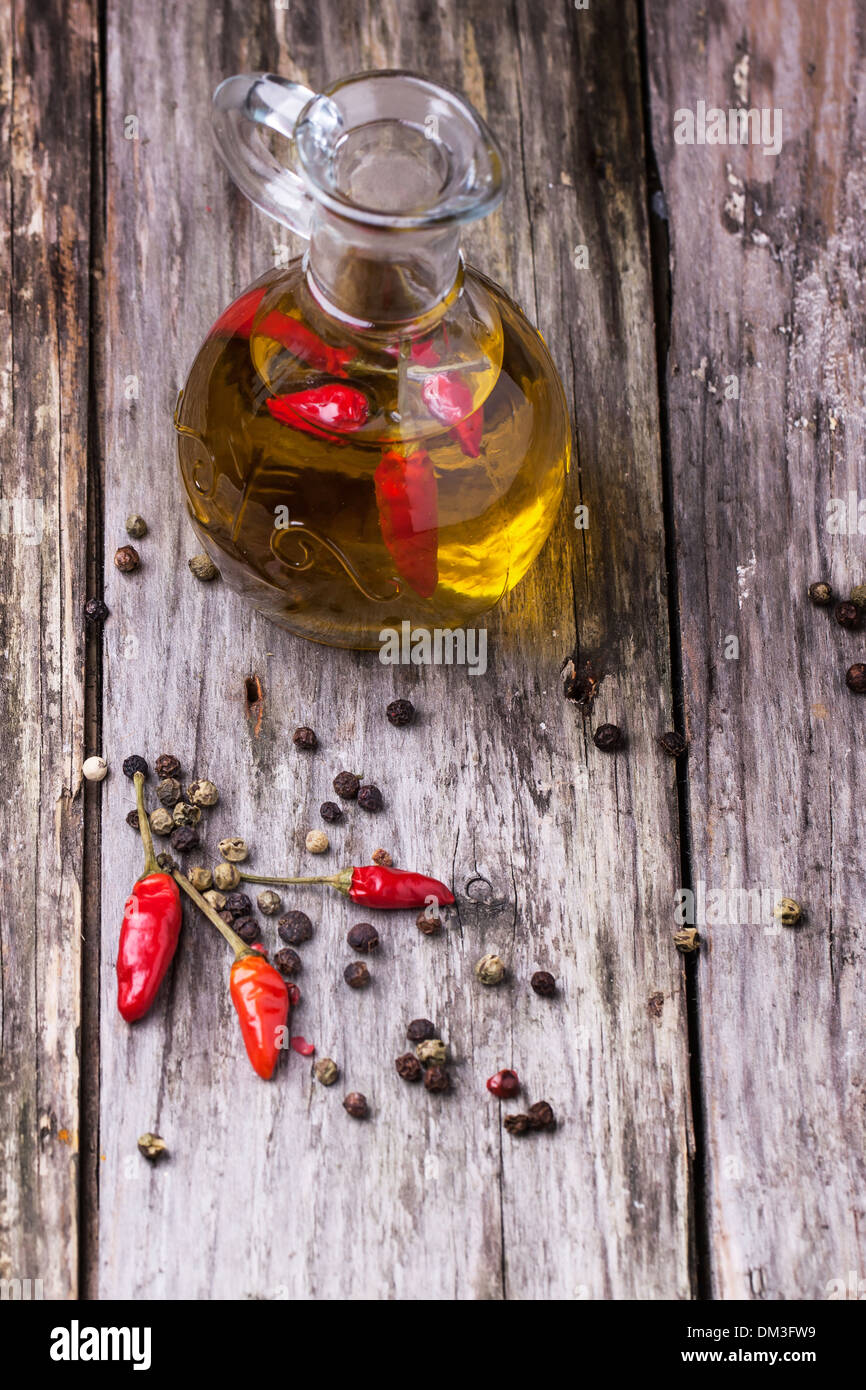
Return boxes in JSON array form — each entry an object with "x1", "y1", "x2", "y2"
[
  {"x1": 217, "y1": 909, "x2": 235, "y2": 928},
  {"x1": 531, "y1": 970, "x2": 556, "y2": 997},
  {"x1": 835, "y1": 601, "x2": 861, "y2": 630},
  {"x1": 84, "y1": 596, "x2": 109, "y2": 626},
  {"x1": 846, "y1": 662, "x2": 866, "y2": 693},
  {"x1": 416, "y1": 909, "x2": 442, "y2": 935},
  {"x1": 233, "y1": 916, "x2": 259, "y2": 944},
  {"x1": 504, "y1": 1113, "x2": 530, "y2": 1135},
  {"x1": 155, "y1": 754, "x2": 181, "y2": 780},
  {"x1": 156, "y1": 851, "x2": 178, "y2": 873},
  {"x1": 357, "y1": 783, "x2": 383, "y2": 812},
  {"x1": 344, "y1": 961, "x2": 370, "y2": 989},
  {"x1": 386, "y1": 698, "x2": 415, "y2": 727},
  {"x1": 278, "y1": 910, "x2": 313, "y2": 946},
  {"x1": 808, "y1": 581, "x2": 833, "y2": 606},
  {"x1": 114, "y1": 544, "x2": 140, "y2": 573},
  {"x1": 318, "y1": 803, "x2": 342, "y2": 827},
  {"x1": 292, "y1": 726, "x2": 318, "y2": 750},
  {"x1": 527, "y1": 1100, "x2": 555, "y2": 1130},
  {"x1": 170, "y1": 825, "x2": 198, "y2": 853},
  {"x1": 424, "y1": 1065, "x2": 450, "y2": 1093},
  {"x1": 658, "y1": 731, "x2": 688, "y2": 757},
  {"x1": 333, "y1": 770, "x2": 361, "y2": 800},
  {"x1": 395, "y1": 1053, "x2": 422, "y2": 1082},
  {"x1": 343, "y1": 1092, "x2": 368, "y2": 1119},
  {"x1": 347, "y1": 922, "x2": 379, "y2": 952},
  {"x1": 407, "y1": 1018, "x2": 437, "y2": 1043},
  {"x1": 126, "y1": 809, "x2": 140, "y2": 830},
  {"x1": 224, "y1": 891, "x2": 253, "y2": 919},
  {"x1": 274, "y1": 947, "x2": 301, "y2": 976},
  {"x1": 593, "y1": 723, "x2": 622, "y2": 752},
  {"x1": 156, "y1": 776, "x2": 182, "y2": 807},
  {"x1": 122, "y1": 754, "x2": 148, "y2": 779}
]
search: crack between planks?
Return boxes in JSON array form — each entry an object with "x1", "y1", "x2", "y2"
[
  {"x1": 636, "y1": 0, "x2": 711, "y2": 1302},
  {"x1": 79, "y1": 0, "x2": 108, "y2": 1303}
]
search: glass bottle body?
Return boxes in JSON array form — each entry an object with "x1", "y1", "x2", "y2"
[{"x1": 176, "y1": 258, "x2": 568, "y2": 648}]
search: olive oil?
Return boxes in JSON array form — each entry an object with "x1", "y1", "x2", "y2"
[{"x1": 176, "y1": 260, "x2": 568, "y2": 649}]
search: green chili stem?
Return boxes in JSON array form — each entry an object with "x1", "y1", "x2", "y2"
[
  {"x1": 173, "y1": 869, "x2": 251, "y2": 960},
  {"x1": 239, "y1": 872, "x2": 341, "y2": 888},
  {"x1": 134, "y1": 771, "x2": 160, "y2": 877}
]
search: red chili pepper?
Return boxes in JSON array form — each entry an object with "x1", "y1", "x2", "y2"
[
  {"x1": 266, "y1": 384, "x2": 369, "y2": 441},
  {"x1": 240, "y1": 864, "x2": 455, "y2": 910},
  {"x1": 486, "y1": 1068, "x2": 521, "y2": 1100},
  {"x1": 208, "y1": 285, "x2": 352, "y2": 376},
  {"x1": 421, "y1": 371, "x2": 483, "y2": 457},
  {"x1": 117, "y1": 772, "x2": 182, "y2": 1023},
  {"x1": 374, "y1": 448, "x2": 439, "y2": 598},
  {"x1": 290, "y1": 1036, "x2": 315, "y2": 1056},
  {"x1": 174, "y1": 870, "x2": 290, "y2": 1080},
  {"x1": 229, "y1": 953, "x2": 290, "y2": 1080}
]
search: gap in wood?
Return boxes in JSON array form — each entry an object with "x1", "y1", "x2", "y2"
[
  {"x1": 637, "y1": 0, "x2": 711, "y2": 1302},
  {"x1": 79, "y1": 1, "x2": 107, "y2": 1299}
]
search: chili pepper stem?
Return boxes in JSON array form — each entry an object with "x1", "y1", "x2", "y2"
[
  {"x1": 134, "y1": 770, "x2": 160, "y2": 877},
  {"x1": 240, "y1": 870, "x2": 351, "y2": 896},
  {"x1": 173, "y1": 869, "x2": 252, "y2": 959}
]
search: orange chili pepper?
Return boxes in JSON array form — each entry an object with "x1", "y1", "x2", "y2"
[{"x1": 174, "y1": 871, "x2": 290, "y2": 1081}]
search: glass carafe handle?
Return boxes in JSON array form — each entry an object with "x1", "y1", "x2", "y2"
[{"x1": 212, "y1": 73, "x2": 332, "y2": 238}]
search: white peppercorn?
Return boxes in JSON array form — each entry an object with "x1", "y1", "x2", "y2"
[
  {"x1": 82, "y1": 755, "x2": 108, "y2": 782},
  {"x1": 306, "y1": 829, "x2": 329, "y2": 854},
  {"x1": 188, "y1": 778, "x2": 219, "y2": 807}
]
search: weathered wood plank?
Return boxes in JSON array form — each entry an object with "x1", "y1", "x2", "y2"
[
  {"x1": 97, "y1": 0, "x2": 692, "y2": 1298},
  {"x1": 646, "y1": 0, "x2": 866, "y2": 1297},
  {"x1": 0, "y1": 0, "x2": 98, "y2": 1300}
]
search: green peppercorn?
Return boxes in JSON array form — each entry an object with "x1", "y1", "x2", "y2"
[
  {"x1": 203, "y1": 889, "x2": 226, "y2": 911},
  {"x1": 173, "y1": 801, "x2": 201, "y2": 827},
  {"x1": 850, "y1": 584, "x2": 866, "y2": 610},
  {"x1": 188, "y1": 552, "x2": 219, "y2": 581},
  {"x1": 314, "y1": 1058, "x2": 339, "y2": 1086},
  {"x1": 187, "y1": 866, "x2": 213, "y2": 892},
  {"x1": 148, "y1": 808, "x2": 175, "y2": 837},
  {"x1": 213, "y1": 861, "x2": 241, "y2": 891},
  {"x1": 415, "y1": 1039, "x2": 447, "y2": 1066},
  {"x1": 475, "y1": 953, "x2": 506, "y2": 986},
  {"x1": 125, "y1": 514, "x2": 148, "y2": 540},
  {"x1": 257, "y1": 888, "x2": 282, "y2": 916},
  {"x1": 674, "y1": 927, "x2": 699, "y2": 953},
  {"x1": 137, "y1": 1132, "x2": 167, "y2": 1161},
  {"x1": 774, "y1": 897, "x2": 803, "y2": 928},
  {"x1": 808, "y1": 581, "x2": 833, "y2": 606}
]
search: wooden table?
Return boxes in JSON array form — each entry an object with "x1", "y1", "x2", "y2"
[{"x1": 3, "y1": 0, "x2": 864, "y2": 1301}]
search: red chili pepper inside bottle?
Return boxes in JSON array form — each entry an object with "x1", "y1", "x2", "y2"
[
  {"x1": 267, "y1": 384, "x2": 369, "y2": 440},
  {"x1": 117, "y1": 772, "x2": 182, "y2": 1023},
  {"x1": 486, "y1": 1068, "x2": 520, "y2": 1100},
  {"x1": 374, "y1": 448, "x2": 439, "y2": 598}
]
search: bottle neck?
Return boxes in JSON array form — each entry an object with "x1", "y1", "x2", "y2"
[{"x1": 305, "y1": 206, "x2": 462, "y2": 328}]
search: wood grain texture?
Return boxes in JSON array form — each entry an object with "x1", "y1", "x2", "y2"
[
  {"x1": 96, "y1": 0, "x2": 692, "y2": 1299},
  {"x1": 0, "y1": 0, "x2": 98, "y2": 1299},
  {"x1": 645, "y1": 0, "x2": 866, "y2": 1297}
]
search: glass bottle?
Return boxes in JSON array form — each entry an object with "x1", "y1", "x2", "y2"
[{"x1": 175, "y1": 71, "x2": 570, "y2": 649}]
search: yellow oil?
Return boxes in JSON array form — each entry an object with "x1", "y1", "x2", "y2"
[{"x1": 175, "y1": 260, "x2": 569, "y2": 648}]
